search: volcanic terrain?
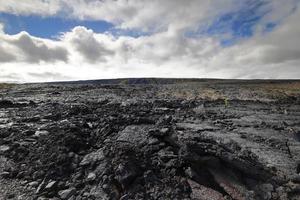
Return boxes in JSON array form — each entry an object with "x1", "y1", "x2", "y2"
[{"x1": 0, "y1": 79, "x2": 300, "y2": 200}]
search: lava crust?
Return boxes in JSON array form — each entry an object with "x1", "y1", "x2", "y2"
[{"x1": 0, "y1": 79, "x2": 300, "y2": 200}]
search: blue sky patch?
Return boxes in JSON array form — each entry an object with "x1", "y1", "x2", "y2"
[
  {"x1": 0, "y1": 13, "x2": 114, "y2": 38},
  {"x1": 185, "y1": 0, "x2": 278, "y2": 46},
  {"x1": 207, "y1": 0, "x2": 270, "y2": 44}
]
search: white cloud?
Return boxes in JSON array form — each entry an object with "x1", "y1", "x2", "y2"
[
  {"x1": 0, "y1": 45, "x2": 16, "y2": 63},
  {"x1": 0, "y1": 0, "x2": 236, "y2": 31},
  {"x1": 63, "y1": 26, "x2": 114, "y2": 63},
  {"x1": 0, "y1": 0, "x2": 61, "y2": 16},
  {"x1": 0, "y1": 23, "x2": 4, "y2": 33},
  {"x1": 0, "y1": 0, "x2": 299, "y2": 82},
  {"x1": 65, "y1": 0, "x2": 235, "y2": 32},
  {"x1": 0, "y1": 31, "x2": 69, "y2": 63}
]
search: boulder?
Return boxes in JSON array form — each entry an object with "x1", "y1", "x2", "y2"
[{"x1": 80, "y1": 148, "x2": 105, "y2": 166}]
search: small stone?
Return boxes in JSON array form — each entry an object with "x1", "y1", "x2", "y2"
[
  {"x1": 82, "y1": 192, "x2": 90, "y2": 197},
  {"x1": 87, "y1": 122, "x2": 93, "y2": 128},
  {"x1": 68, "y1": 152, "x2": 75, "y2": 158},
  {"x1": 32, "y1": 170, "x2": 45, "y2": 180},
  {"x1": 104, "y1": 139, "x2": 111, "y2": 143},
  {"x1": 102, "y1": 175, "x2": 108, "y2": 182},
  {"x1": 37, "y1": 197, "x2": 47, "y2": 200},
  {"x1": 17, "y1": 194, "x2": 27, "y2": 200},
  {"x1": 160, "y1": 128, "x2": 169, "y2": 135},
  {"x1": 45, "y1": 180, "x2": 57, "y2": 190},
  {"x1": 0, "y1": 145, "x2": 10, "y2": 153},
  {"x1": 36, "y1": 179, "x2": 46, "y2": 194},
  {"x1": 120, "y1": 194, "x2": 129, "y2": 200},
  {"x1": 0, "y1": 171, "x2": 10, "y2": 178},
  {"x1": 87, "y1": 172, "x2": 96, "y2": 182},
  {"x1": 185, "y1": 167, "x2": 196, "y2": 179},
  {"x1": 58, "y1": 188, "x2": 76, "y2": 199},
  {"x1": 102, "y1": 184, "x2": 109, "y2": 190},
  {"x1": 28, "y1": 181, "x2": 39, "y2": 187},
  {"x1": 148, "y1": 138, "x2": 159, "y2": 145},
  {"x1": 20, "y1": 180, "x2": 28, "y2": 185},
  {"x1": 149, "y1": 128, "x2": 169, "y2": 137},
  {"x1": 35, "y1": 130, "x2": 49, "y2": 137}
]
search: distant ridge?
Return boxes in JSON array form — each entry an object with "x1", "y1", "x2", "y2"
[
  {"x1": 46, "y1": 78, "x2": 300, "y2": 85},
  {"x1": 52, "y1": 78, "x2": 220, "y2": 85}
]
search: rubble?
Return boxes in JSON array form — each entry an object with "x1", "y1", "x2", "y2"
[{"x1": 0, "y1": 80, "x2": 299, "y2": 199}]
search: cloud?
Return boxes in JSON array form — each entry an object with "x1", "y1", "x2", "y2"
[
  {"x1": 0, "y1": 23, "x2": 4, "y2": 33},
  {"x1": 231, "y1": 6, "x2": 300, "y2": 66},
  {"x1": 0, "y1": 0, "x2": 299, "y2": 82},
  {"x1": 0, "y1": 0, "x2": 236, "y2": 32},
  {"x1": 64, "y1": 26, "x2": 114, "y2": 63},
  {"x1": 0, "y1": 72, "x2": 21, "y2": 82},
  {"x1": 0, "y1": 31, "x2": 69, "y2": 63},
  {"x1": 0, "y1": 0, "x2": 61, "y2": 16},
  {"x1": 0, "y1": 23, "x2": 16, "y2": 62},
  {"x1": 261, "y1": 0, "x2": 298, "y2": 23},
  {"x1": 0, "y1": 45, "x2": 16, "y2": 63},
  {"x1": 64, "y1": 0, "x2": 236, "y2": 32}
]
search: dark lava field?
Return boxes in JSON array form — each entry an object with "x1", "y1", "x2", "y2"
[{"x1": 0, "y1": 79, "x2": 300, "y2": 200}]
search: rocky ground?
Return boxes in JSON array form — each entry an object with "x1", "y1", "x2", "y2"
[{"x1": 0, "y1": 79, "x2": 300, "y2": 200}]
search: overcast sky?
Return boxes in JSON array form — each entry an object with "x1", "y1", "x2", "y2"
[{"x1": 0, "y1": 0, "x2": 299, "y2": 82}]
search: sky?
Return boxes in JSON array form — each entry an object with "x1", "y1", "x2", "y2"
[{"x1": 0, "y1": 0, "x2": 299, "y2": 82}]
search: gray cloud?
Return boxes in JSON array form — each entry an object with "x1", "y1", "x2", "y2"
[
  {"x1": 261, "y1": 47, "x2": 300, "y2": 64},
  {"x1": 0, "y1": 45, "x2": 16, "y2": 63},
  {"x1": 68, "y1": 27, "x2": 114, "y2": 63},
  {"x1": 231, "y1": 6, "x2": 300, "y2": 67},
  {"x1": 0, "y1": 72, "x2": 21, "y2": 81},
  {"x1": 8, "y1": 32, "x2": 68, "y2": 63}
]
